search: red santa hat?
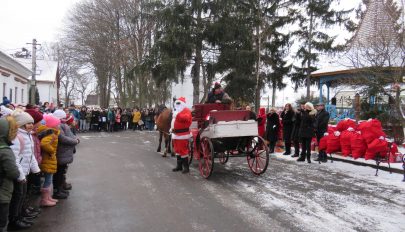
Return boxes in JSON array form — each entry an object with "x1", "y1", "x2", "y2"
[
  {"x1": 174, "y1": 97, "x2": 187, "y2": 114},
  {"x1": 177, "y1": 97, "x2": 186, "y2": 104}
]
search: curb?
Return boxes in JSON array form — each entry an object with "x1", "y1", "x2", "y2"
[{"x1": 328, "y1": 155, "x2": 404, "y2": 175}]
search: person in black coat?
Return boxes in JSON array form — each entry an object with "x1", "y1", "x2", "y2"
[
  {"x1": 291, "y1": 103, "x2": 305, "y2": 157},
  {"x1": 265, "y1": 108, "x2": 280, "y2": 153},
  {"x1": 314, "y1": 103, "x2": 330, "y2": 162},
  {"x1": 297, "y1": 102, "x2": 317, "y2": 163},
  {"x1": 281, "y1": 103, "x2": 295, "y2": 155}
]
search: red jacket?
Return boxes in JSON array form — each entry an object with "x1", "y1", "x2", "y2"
[
  {"x1": 172, "y1": 108, "x2": 192, "y2": 139},
  {"x1": 258, "y1": 108, "x2": 266, "y2": 138}
]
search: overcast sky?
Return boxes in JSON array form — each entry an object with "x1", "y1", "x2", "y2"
[
  {"x1": 0, "y1": 0, "x2": 364, "y2": 52},
  {"x1": 0, "y1": 0, "x2": 373, "y2": 106}
]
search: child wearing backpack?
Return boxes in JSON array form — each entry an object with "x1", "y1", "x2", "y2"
[
  {"x1": 8, "y1": 110, "x2": 40, "y2": 230},
  {"x1": 37, "y1": 114, "x2": 61, "y2": 206}
]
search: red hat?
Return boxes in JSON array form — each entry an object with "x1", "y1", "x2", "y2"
[
  {"x1": 177, "y1": 97, "x2": 186, "y2": 104},
  {"x1": 214, "y1": 82, "x2": 221, "y2": 89},
  {"x1": 25, "y1": 109, "x2": 43, "y2": 124}
]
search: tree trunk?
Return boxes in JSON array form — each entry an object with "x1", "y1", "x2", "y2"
[
  {"x1": 306, "y1": 9, "x2": 314, "y2": 99},
  {"x1": 254, "y1": 2, "x2": 261, "y2": 113},
  {"x1": 272, "y1": 84, "x2": 276, "y2": 107},
  {"x1": 193, "y1": 6, "x2": 203, "y2": 105}
]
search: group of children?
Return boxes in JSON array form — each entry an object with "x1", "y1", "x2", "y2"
[{"x1": 0, "y1": 106, "x2": 79, "y2": 231}]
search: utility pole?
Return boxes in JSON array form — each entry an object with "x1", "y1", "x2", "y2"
[{"x1": 27, "y1": 39, "x2": 41, "y2": 105}]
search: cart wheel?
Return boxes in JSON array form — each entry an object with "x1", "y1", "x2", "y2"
[
  {"x1": 246, "y1": 136, "x2": 269, "y2": 175},
  {"x1": 218, "y1": 152, "x2": 229, "y2": 164},
  {"x1": 188, "y1": 138, "x2": 193, "y2": 165},
  {"x1": 199, "y1": 137, "x2": 214, "y2": 179}
]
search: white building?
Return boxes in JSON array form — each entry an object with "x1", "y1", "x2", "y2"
[
  {"x1": 0, "y1": 50, "x2": 31, "y2": 105},
  {"x1": 14, "y1": 58, "x2": 58, "y2": 104}
]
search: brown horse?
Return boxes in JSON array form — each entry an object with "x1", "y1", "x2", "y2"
[{"x1": 155, "y1": 107, "x2": 173, "y2": 157}]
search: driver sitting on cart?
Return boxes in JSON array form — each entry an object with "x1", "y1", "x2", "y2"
[{"x1": 205, "y1": 82, "x2": 232, "y2": 104}]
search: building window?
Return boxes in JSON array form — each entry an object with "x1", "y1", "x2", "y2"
[
  {"x1": 21, "y1": 89, "x2": 24, "y2": 103},
  {"x1": 15, "y1": 87, "x2": 17, "y2": 104},
  {"x1": 2, "y1": 83, "x2": 5, "y2": 98},
  {"x1": 9, "y1": 88, "x2": 12, "y2": 102}
]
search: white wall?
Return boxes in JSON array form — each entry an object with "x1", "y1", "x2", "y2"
[
  {"x1": 37, "y1": 82, "x2": 57, "y2": 104},
  {"x1": 0, "y1": 71, "x2": 29, "y2": 105}
]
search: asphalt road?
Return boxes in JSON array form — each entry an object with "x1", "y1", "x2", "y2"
[{"x1": 29, "y1": 130, "x2": 405, "y2": 232}]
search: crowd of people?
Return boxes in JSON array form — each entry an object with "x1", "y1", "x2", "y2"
[
  {"x1": 0, "y1": 101, "x2": 80, "y2": 231},
  {"x1": 252, "y1": 101, "x2": 330, "y2": 163},
  {"x1": 40, "y1": 102, "x2": 159, "y2": 134}
]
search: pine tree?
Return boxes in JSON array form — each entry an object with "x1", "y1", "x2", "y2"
[
  {"x1": 292, "y1": 0, "x2": 352, "y2": 98},
  {"x1": 148, "y1": 0, "x2": 210, "y2": 105}
]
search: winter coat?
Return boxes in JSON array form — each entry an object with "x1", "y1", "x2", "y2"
[
  {"x1": 86, "y1": 111, "x2": 92, "y2": 123},
  {"x1": 281, "y1": 110, "x2": 295, "y2": 141},
  {"x1": 172, "y1": 108, "x2": 192, "y2": 140},
  {"x1": 57, "y1": 123, "x2": 79, "y2": 165},
  {"x1": 115, "y1": 112, "x2": 121, "y2": 123},
  {"x1": 107, "y1": 111, "x2": 115, "y2": 122},
  {"x1": 79, "y1": 110, "x2": 86, "y2": 120},
  {"x1": 0, "y1": 119, "x2": 20, "y2": 204},
  {"x1": 292, "y1": 110, "x2": 302, "y2": 140},
  {"x1": 37, "y1": 125, "x2": 60, "y2": 174},
  {"x1": 315, "y1": 109, "x2": 330, "y2": 137},
  {"x1": 265, "y1": 113, "x2": 280, "y2": 142},
  {"x1": 121, "y1": 113, "x2": 129, "y2": 123},
  {"x1": 10, "y1": 128, "x2": 41, "y2": 181},
  {"x1": 31, "y1": 132, "x2": 41, "y2": 164},
  {"x1": 257, "y1": 108, "x2": 266, "y2": 138},
  {"x1": 70, "y1": 109, "x2": 80, "y2": 120},
  {"x1": 299, "y1": 109, "x2": 317, "y2": 139},
  {"x1": 91, "y1": 111, "x2": 100, "y2": 124},
  {"x1": 206, "y1": 91, "x2": 232, "y2": 104},
  {"x1": 132, "y1": 112, "x2": 141, "y2": 123}
]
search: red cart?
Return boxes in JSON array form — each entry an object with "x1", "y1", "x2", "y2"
[{"x1": 187, "y1": 104, "x2": 270, "y2": 179}]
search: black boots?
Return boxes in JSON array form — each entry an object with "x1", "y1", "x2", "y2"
[
  {"x1": 269, "y1": 142, "x2": 276, "y2": 153},
  {"x1": 307, "y1": 153, "x2": 311, "y2": 163},
  {"x1": 297, "y1": 153, "x2": 311, "y2": 163},
  {"x1": 283, "y1": 142, "x2": 291, "y2": 155},
  {"x1": 182, "y1": 157, "x2": 189, "y2": 174},
  {"x1": 314, "y1": 152, "x2": 328, "y2": 163},
  {"x1": 172, "y1": 156, "x2": 183, "y2": 172},
  {"x1": 53, "y1": 188, "x2": 69, "y2": 199},
  {"x1": 8, "y1": 219, "x2": 32, "y2": 230},
  {"x1": 173, "y1": 156, "x2": 189, "y2": 173}
]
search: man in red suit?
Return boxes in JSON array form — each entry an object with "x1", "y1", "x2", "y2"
[{"x1": 171, "y1": 97, "x2": 192, "y2": 173}]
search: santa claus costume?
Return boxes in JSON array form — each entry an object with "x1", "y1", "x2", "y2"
[{"x1": 171, "y1": 97, "x2": 192, "y2": 173}]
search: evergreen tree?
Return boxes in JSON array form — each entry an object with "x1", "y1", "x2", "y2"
[
  {"x1": 148, "y1": 0, "x2": 210, "y2": 105},
  {"x1": 291, "y1": 0, "x2": 352, "y2": 98},
  {"x1": 29, "y1": 87, "x2": 40, "y2": 105}
]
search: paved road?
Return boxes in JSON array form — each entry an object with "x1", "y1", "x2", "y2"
[{"x1": 29, "y1": 131, "x2": 405, "y2": 232}]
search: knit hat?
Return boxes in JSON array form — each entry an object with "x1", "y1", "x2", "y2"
[
  {"x1": 0, "y1": 105, "x2": 13, "y2": 118},
  {"x1": 305, "y1": 102, "x2": 314, "y2": 111},
  {"x1": 43, "y1": 114, "x2": 61, "y2": 128},
  {"x1": 12, "y1": 109, "x2": 34, "y2": 127},
  {"x1": 25, "y1": 109, "x2": 43, "y2": 124},
  {"x1": 53, "y1": 109, "x2": 67, "y2": 120}
]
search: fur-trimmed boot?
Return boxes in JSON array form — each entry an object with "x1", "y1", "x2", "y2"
[
  {"x1": 40, "y1": 188, "x2": 56, "y2": 207},
  {"x1": 172, "y1": 156, "x2": 183, "y2": 172}
]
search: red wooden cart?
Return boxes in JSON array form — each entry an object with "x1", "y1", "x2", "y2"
[{"x1": 187, "y1": 104, "x2": 270, "y2": 179}]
